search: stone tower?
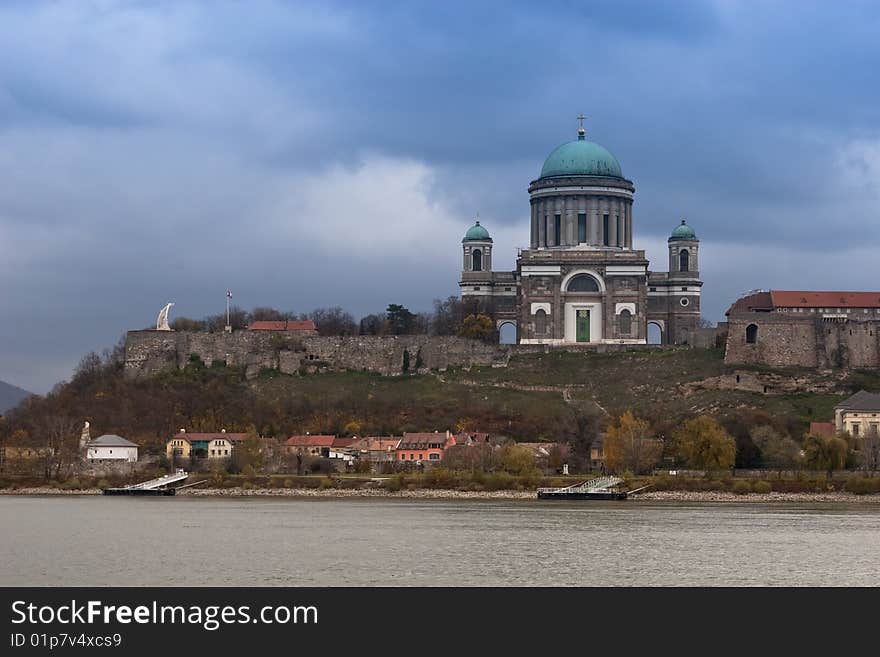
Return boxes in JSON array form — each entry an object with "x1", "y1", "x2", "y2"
[
  {"x1": 646, "y1": 220, "x2": 703, "y2": 344},
  {"x1": 461, "y1": 221, "x2": 493, "y2": 277}
]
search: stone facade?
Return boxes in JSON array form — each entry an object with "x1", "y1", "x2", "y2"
[
  {"x1": 725, "y1": 314, "x2": 880, "y2": 368},
  {"x1": 724, "y1": 291, "x2": 880, "y2": 368},
  {"x1": 124, "y1": 331, "x2": 511, "y2": 379},
  {"x1": 460, "y1": 128, "x2": 702, "y2": 346}
]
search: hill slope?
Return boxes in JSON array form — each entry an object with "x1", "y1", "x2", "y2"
[
  {"x1": 0, "y1": 380, "x2": 32, "y2": 413},
  {"x1": 1, "y1": 347, "x2": 869, "y2": 462}
]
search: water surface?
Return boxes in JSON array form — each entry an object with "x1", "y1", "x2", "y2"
[{"x1": 1, "y1": 496, "x2": 878, "y2": 586}]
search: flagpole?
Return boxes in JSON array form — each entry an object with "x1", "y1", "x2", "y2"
[{"x1": 225, "y1": 289, "x2": 231, "y2": 332}]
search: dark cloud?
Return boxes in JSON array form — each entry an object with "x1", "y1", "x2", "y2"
[{"x1": 1, "y1": 1, "x2": 879, "y2": 392}]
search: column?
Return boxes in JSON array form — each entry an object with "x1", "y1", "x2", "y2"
[
  {"x1": 609, "y1": 199, "x2": 618, "y2": 247},
  {"x1": 588, "y1": 196, "x2": 598, "y2": 245},
  {"x1": 625, "y1": 201, "x2": 632, "y2": 248},
  {"x1": 530, "y1": 202, "x2": 536, "y2": 247}
]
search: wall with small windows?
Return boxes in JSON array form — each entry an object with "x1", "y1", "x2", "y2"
[{"x1": 725, "y1": 313, "x2": 880, "y2": 368}]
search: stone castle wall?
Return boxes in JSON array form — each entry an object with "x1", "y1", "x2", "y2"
[
  {"x1": 725, "y1": 313, "x2": 880, "y2": 368},
  {"x1": 124, "y1": 331, "x2": 512, "y2": 379},
  {"x1": 124, "y1": 330, "x2": 719, "y2": 380}
]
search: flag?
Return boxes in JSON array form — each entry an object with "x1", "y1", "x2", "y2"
[{"x1": 226, "y1": 289, "x2": 232, "y2": 298}]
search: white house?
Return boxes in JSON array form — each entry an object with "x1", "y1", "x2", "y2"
[{"x1": 85, "y1": 434, "x2": 139, "y2": 462}]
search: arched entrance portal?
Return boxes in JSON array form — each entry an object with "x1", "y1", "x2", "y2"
[
  {"x1": 647, "y1": 321, "x2": 663, "y2": 345},
  {"x1": 498, "y1": 321, "x2": 517, "y2": 345}
]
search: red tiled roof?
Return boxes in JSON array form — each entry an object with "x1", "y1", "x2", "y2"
[
  {"x1": 726, "y1": 291, "x2": 773, "y2": 315},
  {"x1": 770, "y1": 291, "x2": 880, "y2": 309},
  {"x1": 351, "y1": 437, "x2": 401, "y2": 451},
  {"x1": 247, "y1": 320, "x2": 318, "y2": 332},
  {"x1": 809, "y1": 422, "x2": 836, "y2": 437},
  {"x1": 331, "y1": 437, "x2": 358, "y2": 448},
  {"x1": 400, "y1": 432, "x2": 452, "y2": 448},
  {"x1": 285, "y1": 435, "x2": 336, "y2": 447}
]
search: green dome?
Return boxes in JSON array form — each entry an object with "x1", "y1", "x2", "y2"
[
  {"x1": 669, "y1": 220, "x2": 696, "y2": 241},
  {"x1": 539, "y1": 133, "x2": 623, "y2": 179},
  {"x1": 463, "y1": 221, "x2": 492, "y2": 242}
]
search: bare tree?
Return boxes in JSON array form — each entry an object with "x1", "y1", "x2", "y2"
[
  {"x1": 308, "y1": 307, "x2": 358, "y2": 335},
  {"x1": 36, "y1": 415, "x2": 79, "y2": 481},
  {"x1": 858, "y1": 429, "x2": 880, "y2": 476}
]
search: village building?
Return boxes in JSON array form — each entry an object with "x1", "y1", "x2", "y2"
[
  {"x1": 165, "y1": 430, "x2": 248, "y2": 460},
  {"x1": 460, "y1": 122, "x2": 702, "y2": 346},
  {"x1": 85, "y1": 434, "x2": 138, "y2": 462},
  {"x1": 397, "y1": 431, "x2": 456, "y2": 463},
  {"x1": 725, "y1": 290, "x2": 880, "y2": 368},
  {"x1": 284, "y1": 435, "x2": 337, "y2": 457},
  {"x1": 809, "y1": 422, "x2": 836, "y2": 437},
  {"x1": 350, "y1": 437, "x2": 402, "y2": 465},
  {"x1": 453, "y1": 432, "x2": 491, "y2": 447},
  {"x1": 834, "y1": 391, "x2": 880, "y2": 437}
]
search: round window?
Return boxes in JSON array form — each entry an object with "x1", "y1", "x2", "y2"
[{"x1": 680, "y1": 297, "x2": 690, "y2": 307}]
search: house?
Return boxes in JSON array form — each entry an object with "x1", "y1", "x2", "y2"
[
  {"x1": 396, "y1": 431, "x2": 455, "y2": 464},
  {"x1": 809, "y1": 422, "x2": 836, "y2": 437},
  {"x1": 590, "y1": 436, "x2": 605, "y2": 471},
  {"x1": 350, "y1": 437, "x2": 401, "y2": 464},
  {"x1": 1, "y1": 445, "x2": 53, "y2": 460},
  {"x1": 247, "y1": 320, "x2": 319, "y2": 335},
  {"x1": 86, "y1": 435, "x2": 138, "y2": 462},
  {"x1": 165, "y1": 430, "x2": 248, "y2": 460},
  {"x1": 453, "y1": 432, "x2": 491, "y2": 447},
  {"x1": 834, "y1": 391, "x2": 880, "y2": 436},
  {"x1": 285, "y1": 435, "x2": 337, "y2": 457}
]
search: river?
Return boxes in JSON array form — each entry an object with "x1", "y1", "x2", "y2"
[{"x1": 2, "y1": 496, "x2": 879, "y2": 586}]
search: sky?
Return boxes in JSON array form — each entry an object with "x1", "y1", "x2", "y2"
[{"x1": 2, "y1": 0, "x2": 880, "y2": 393}]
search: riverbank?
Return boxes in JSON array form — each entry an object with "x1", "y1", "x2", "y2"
[{"x1": 3, "y1": 486, "x2": 880, "y2": 502}]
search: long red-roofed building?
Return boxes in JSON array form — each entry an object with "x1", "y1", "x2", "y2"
[{"x1": 725, "y1": 289, "x2": 880, "y2": 368}]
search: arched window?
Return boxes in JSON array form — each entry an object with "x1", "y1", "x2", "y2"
[
  {"x1": 746, "y1": 323, "x2": 758, "y2": 344},
  {"x1": 679, "y1": 249, "x2": 689, "y2": 272},
  {"x1": 566, "y1": 274, "x2": 601, "y2": 293},
  {"x1": 535, "y1": 309, "x2": 547, "y2": 335},
  {"x1": 619, "y1": 309, "x2": 632, "y2": 335},
  {"x1": 472, "y1": 249, "x2": 482, "y2": 271}
]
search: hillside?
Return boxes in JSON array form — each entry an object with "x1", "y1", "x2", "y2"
[
  {"x1": 0, "y1": 380, "x2": 32, "y2": 414},
  {"x1": 2, "y1": 347, "x2": 871, "y2": 465}
]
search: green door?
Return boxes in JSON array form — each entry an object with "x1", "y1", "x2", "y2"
[{"x1": 576, "y1": 309, "x2": 590, "y2": 342}]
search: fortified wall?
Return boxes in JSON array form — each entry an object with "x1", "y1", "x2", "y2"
[
  {"x1": 725, "y1": 314, "x2": 880, "y2": 368},
  {"x1": 124, "y1": 330, "x2": 511, "y2": 379}
]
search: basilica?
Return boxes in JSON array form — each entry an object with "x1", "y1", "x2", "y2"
[{"x1": 459, "y1": 123, "x2": 702, "y2": 345}]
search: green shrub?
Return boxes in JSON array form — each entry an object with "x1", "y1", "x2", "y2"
[
  {"x1": 384, "y1": 475, "x2": 403, "y2": 492},
  {"x1": 63, "y1": 477, "x2": 82, "y2": 490},
  {"x1": 96, "y1": 479, "x2": 110, "y2": 489},
  {"x1": 484, "y1": 472, "x2": 514, "y2": 491},
  {"x1": 283, "y1": 478, "x2": 294, "y2": 489},
  {"x1": 844, "y1": 477, "x2": 880, "y2": 495},
  {"x1": 318, "y1": 478, "x2": 334, "y2": 490},
  {"x1": 732, "y1": 480, "x2": 752, "y2": 495},
  {"x1": 753, "y1": 481, "x2": 772, "y2": 494}
]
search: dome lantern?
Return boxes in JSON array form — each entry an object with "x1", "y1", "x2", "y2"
[
  {"x1": 669, "y1": 219, "x2": 697, "y2": 241},
  {"x1": 539, "y1": 128, "x2": 623, "y2": 180},
  {"x1": 463, "y1": 220, "x2": 492, "y2": 242}
]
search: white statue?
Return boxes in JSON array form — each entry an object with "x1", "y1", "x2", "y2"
[
  {"x1": 79, "y1": 421, "x2": 91, "y2": 450},
  {"x1": 156, "y1": 302, "x2": 175, "y2": 331}
]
